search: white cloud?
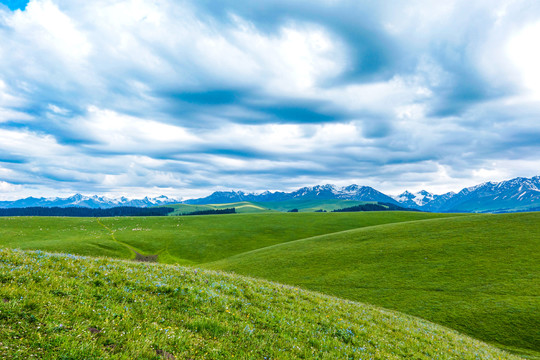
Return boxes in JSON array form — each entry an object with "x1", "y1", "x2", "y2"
[
  {"x1": 0, "y1": 80, "x2": 32, "y2": 122},
  {"x1": 0, "y1": 180, "x2": 22, "y2": 198},
  {"x1": 47, "y1": 104, "x2": 70, "y2": 115},
  {"x1": 77, "y1": 106, "x2": 202, "y2": 153},
  {"x1": 0, "y1": 0, "x2": 539, "y2": 198},
  {"x1": 0, "y1": 128, "x2": 67, "y2": 158},
  {"x1": 1, "y1": 0, "x2": 91, "y2": 90},
  {"x1": 10, "y1": 0, "x2": 91, "y2": 60},
  {"x1": 228, "y1": 21, "x2": 347, "y2": 93},
  {"x1": 506, "y1": 21, "x2": 540, "y2": 99}
]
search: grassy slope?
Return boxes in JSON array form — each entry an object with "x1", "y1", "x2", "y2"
[
  {"x1": 206, "y1": 213, "x2": 540, "y2": 358},
  {"x1": 88, "y1": 212, "x2": 460, "y2": 264},
  {"x1": 0, "y1": 217, "x2": 129, "y2": 258},
  {"x1": 165, "y1": 202, "x2": 276, "y2": 215},
  {"x1": 251, "y1": 199, "x2": 374, "y2": 212},
  {"x1": 0, "y1": 212, "x2": 458, "y2": 265},
  {"x1": 165, "y1": 199, "x2": 382, "y2": 214},
  {"x1": 1, "y1": 211, "x2": 537, "y2": 357},
  {"x1": 0, "y1": 248, "x2": 521, "y2": 359}
]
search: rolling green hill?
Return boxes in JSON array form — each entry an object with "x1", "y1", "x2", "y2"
[
  {"x1": 251, "y1": 199, "x2": 376, "y2": 212},
  {"x1": 0, "y1": 248, "x2": 521, "y2": 359},
  {"x1": 0, "y1": 211, "x2": 538, "y2": 358},
  {"x1": 0, "y1": 217, "x2": 130, "y2": 258},
  {"x1": 205, "y1": 213, "x2": 540, "y2": 358},
  {"x1": 164, "y1": 201, "x2": 276, "y2": 215},
  {"x1": 164, "y1": 199, "x2": 390, "y2": 214},
  {"x1": 0, "y1": 212, "x2": 459, "y2": 265}
]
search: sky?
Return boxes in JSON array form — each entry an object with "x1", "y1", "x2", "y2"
[{"x1": 0, "y1": 0, "x2": 540, "y2": 200}]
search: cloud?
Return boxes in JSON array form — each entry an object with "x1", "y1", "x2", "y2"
[
  {"x1": 506, "y1": 20, "x2": 540, "y2": 99},
  {"x1": 0, "y1": 0, "x2": 539, "y2": 199}
]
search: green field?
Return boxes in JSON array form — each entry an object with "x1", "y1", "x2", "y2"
[
  {"x1": 0, "y1": 248, "x2": 521, "y2": 359},
  {"x1": 252, "y1": 199, "x2": 376, "y2": 212},
  {"x1": 164, "y1": 201, "x2": 276, "y2": 215},
  {"x1": 0, "y1": 212, "x2": 455, "y2": 264},
  {"x1": 0, "y1": 211, "x2": 539, "y2": 358},
  {"x1": 164, "y1": 199, "x2": 383, "y2": 215},
  {"x1": 205, "y1": 213, "x2": 540, "y2": 358}
]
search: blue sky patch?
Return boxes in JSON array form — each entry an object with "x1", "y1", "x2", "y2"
[{"x1": 1, "y1": 0, "x2": 29, "y2": 11}]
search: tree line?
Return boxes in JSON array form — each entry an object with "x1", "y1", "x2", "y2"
[
  {"x1": 180, "y1": 208, "x2": 236, "y2": 216},
  {"x1": 332, "y1": 202, "x2": 420, "y2": 212},
  {"x1": 0, "y1": 206, "x2": 175, "y2": 217}
]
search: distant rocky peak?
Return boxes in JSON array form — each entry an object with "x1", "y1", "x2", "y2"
[{"x1": 398, "y1": 190, "x2": 415, "y2": 197}]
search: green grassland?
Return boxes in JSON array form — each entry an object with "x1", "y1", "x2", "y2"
[
  {"x1": 251, "y1": 199, "x2": 375, "y2": 212},
  {"x1": 0, "y1": 248, "x2": 521, "y2": 359},
  {"x1": 0, "y1": 212, "x2": 456, "y2": 265},
  {"x1": 164, "y1": 199, "x2": 382, "y2": 214},
  {"x1": 164, "y1": 202, "x2": 276, "y2": 215},
  {"x1": 0, "y1": 217, "x2": 130, "y2": 258},
  {"x1": 0, "y1": 211, "x2": 538, "y2": 358},
  {"x1": 206, "y1": 213, "x2": 540, "y2": 358}
]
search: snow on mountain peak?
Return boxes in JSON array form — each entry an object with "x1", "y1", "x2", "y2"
[
  {"x1": 393, "y1": 190, "x2": 438, "y2": 206},
  {"x1": 0, "y1": 194, "x2": 181, "y2": 209}
]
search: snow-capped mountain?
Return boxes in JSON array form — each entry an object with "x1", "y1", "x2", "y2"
[
  {"x1": 393, "y1": 176, "x2": 540, "y2": 213},
  {"x1": 185, "y1": 177, "x2": 540, "y2": 212},
  {"x1": 394, "y1": 190, "x2": 433, "y2": 206},
  {"x1": 0, "y1": 194, "x2": 181, "y2": 209},
  {"x1": 2, "y1": 176, "x2": 539, "y2": 213},
  {"x1": 437, "y1": 176, "x2": 540, "y2": 212},
  {"x1": 393, "y1": 190, "x2": 455, "y2": 212},
  {"x1": 336, "y1": 185, "x2": 398, "y2": 202},
  {"x1": 184, "y1": 184, "x2": 399, "y2": 205}
]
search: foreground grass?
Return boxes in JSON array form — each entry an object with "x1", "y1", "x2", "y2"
[
  {"x1": 0, "y1": 248, "x2": 521, "y2": 359},
  {"x1": 206, "y1": 213, "x2": 540, "y2": 358}
]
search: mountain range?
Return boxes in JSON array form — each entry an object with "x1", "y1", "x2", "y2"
[
  {"x1": 185, "y1": 176, "x2": 540, "y2": 213},
  {"x1": 1, "y1": 176, "x2": 539, "y2": 213},
  {"x1": 0, "y1": 194, "x2": 180, "y2": 209},
  {"x1": 183, "y1": 184, "x2": 398, "y2": 205}
]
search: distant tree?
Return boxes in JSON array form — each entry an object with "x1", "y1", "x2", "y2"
[
  {"x1": 180, "y1": 208, "x2": 236, "y2": 216},
  {"x1": 332, "y1": 202, "x2": 420, "y2": 213},
  {"x1": 0, "y1": 206, "x2": 175, "y2": 217},
  {"x1": 288, "y1": 208, "x2": 299, "y2": 213}
]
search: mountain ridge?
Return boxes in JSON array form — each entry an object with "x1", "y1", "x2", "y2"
[
  {"x1": 183, "y1": 184, "x2": 399, "y2": 205},
  {"x1": 0, "y1": 194, "x2": 181, "y2": 209},
  {"x1": 1, "y1": 176, "x2": 539, "y2": 213},
  {"x1": 393, "y1": 176, "x2": 540, "y2": 212}
]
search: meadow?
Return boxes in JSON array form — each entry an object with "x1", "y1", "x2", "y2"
[
  {"x1": 206, "y1": 213, "x2": 540, "y2": 358},
  {"x1": 0, "y1": 210, "x2": 538, "y2": 358},
  {"x1": 0, "y1": 211, "x2": 456, "y2": 264},
  {"x1": 0, "y1": 248, "x2": 521, "y2": 359},
  {"x1": 164, "y1": 199, "x2": 383, "y2": 214}
]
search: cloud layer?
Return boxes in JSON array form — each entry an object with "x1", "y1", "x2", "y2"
[{"x1": 1, "y1": 0, "x2": 540, "y2": 199}]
